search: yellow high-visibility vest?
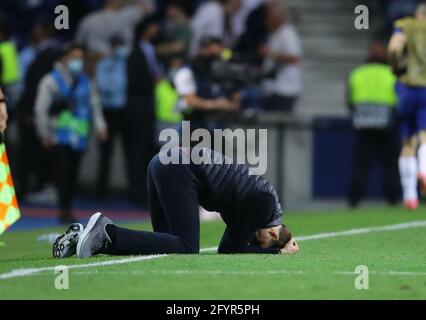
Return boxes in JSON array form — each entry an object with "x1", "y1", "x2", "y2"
[
  {"x1": 349, "y1": 63, "x2": 397, "y2": 107},
  {"x1": 155, "y1": 79, "x2": 182, "y2": 123},
  {"x1": 0, "y1": 41, "x2": 20, "y2": 85}
]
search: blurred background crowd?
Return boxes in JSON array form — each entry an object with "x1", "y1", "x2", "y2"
[{"x1": 0, "y1": 0, "x2": 422, "y2": 223}]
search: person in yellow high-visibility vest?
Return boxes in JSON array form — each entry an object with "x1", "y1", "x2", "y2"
[
  {"x1": 0, "y1": 41, "x2": 19, "y2": 86},
  {"x1": 0, "y1": 19, "x2": 20, "y2": 108},
  {"x1": 347, "y1": 42, "x2": 400, "y2": 208},
  {"x1": 155, "y1": 75, "x2": 182, "y2": 148}
]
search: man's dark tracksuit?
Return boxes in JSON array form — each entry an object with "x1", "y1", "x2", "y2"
[{"x1": 107, "y1": 148, "x2": 283, "y2": 255}]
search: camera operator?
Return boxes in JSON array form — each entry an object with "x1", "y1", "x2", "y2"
[{"x1": 171, "y1": 37, "x2": 239, "y2": 134}]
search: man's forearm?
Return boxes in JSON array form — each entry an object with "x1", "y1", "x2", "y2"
[
  {"x1": 388, "y1": 32, "x2": 407, "y2": 74},
  {"x1": 268, "y1": 52, "x2": 300, "y2": 65},
  {"x1": 184, "y1": 94, "x2": 220, "y2": 111}
]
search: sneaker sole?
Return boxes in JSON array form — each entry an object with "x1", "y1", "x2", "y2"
[
  {"x1": 77, "y1": 212, "x2": 102, "y2": 258},
  {"x1": 53, "y1": 223, "x2": 84, "y2": 258}
]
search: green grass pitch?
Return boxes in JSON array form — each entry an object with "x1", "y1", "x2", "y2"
[{"x1": 1, "y1": 207, "x2": 426, "y2": 299}]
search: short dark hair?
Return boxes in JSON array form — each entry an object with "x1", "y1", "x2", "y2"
[
  {"x1": 109, "y1": 34, "x2": 126, "y2": 47},
  {"x1": 60, "y1": 43, "x2": 85, "y2": 59},
  {"x1": 0, "y1": 15, "x2": 11, "y2": 39},
  {"x1": 134, "y1": 15, "x2": 159, "y2": 43},
  {"x1": 269, "y1": 224, "x2": 292, "y2": 249},
  {"x1": 168, "y1": 0, "x2": 190, "y2": 14},
  {"x1": 199, "y1": 36, "x2": 223, "y2": 48},
  {"x1": 32, "y1": 18, "x2": 56, "y2": 38}
]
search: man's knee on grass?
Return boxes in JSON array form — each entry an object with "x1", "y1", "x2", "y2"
[{"x1": 176, "y1": 237, "x2": 200, "y2": 254}]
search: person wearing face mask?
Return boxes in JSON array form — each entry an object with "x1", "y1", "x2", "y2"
[
  {"x1": 171, "y1": 37, "x2": 238, "y2": 140},
  {"x1": 95, "y1": 35, "x2": 131, "y2": 199},
  {"x1": 34, "y1": 44, "x2": 107, "y2": 224}
]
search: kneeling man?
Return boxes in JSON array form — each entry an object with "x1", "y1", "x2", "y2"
[{"x1": 53, "y1": 148, "x2": 299, "y2": 258}]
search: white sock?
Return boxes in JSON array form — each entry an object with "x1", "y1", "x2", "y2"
[
  {"x1": 399, "y1": 157, "x2": 418, "y2": 201},
  {"x1": 418, "y1": 144, "x2": 426, "y2": 176}
]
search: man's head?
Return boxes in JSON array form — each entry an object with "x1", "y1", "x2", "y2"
[
  {"x1": 30, "y1": 19, "x2": 56, "y2": 46},
  {"x1": 252, "y1": 224, "x2": 299, "y2": 253},
  {"x1": 109, "y1": 34, "x2": 129, "y2": 58},
  {"x1": 265, "y1": 0, "x2": 288, "y2": 31},
  {"x1": 0, "y1": 16, "x2": 10, "y2": 41},
  {"x1": 60, "y1": 43, "x2": 85, "y2": 77},
  {"x1": 219, "y1": 0, "x2": 242, "y2": 15},
  {"x1": 416, "y1": 2, "x2": 426, "y2": 20},
  {"x1": 105, "y1": 0, "x2": 126, "y2": 11},
  {"x1": 199, "y1": 37, "x2": 224, "y2": 58},
  {"x1": 166, "y1": 0, "x2": 189, "y2": 22},
  {"x1": 135, "y1": 16, "x2": 160, "y2": 43},
  {"x1": 368, "y1": 41, "x2": 388, "y2": 64}
]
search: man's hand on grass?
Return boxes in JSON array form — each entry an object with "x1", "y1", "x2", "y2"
[{"x1": 280, "y1": 237, "x2": 299, "y2": 255}]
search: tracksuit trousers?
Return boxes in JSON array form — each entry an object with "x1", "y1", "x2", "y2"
[{"x1": 107, "y1": 154, "x2": 201, "y2": 255}]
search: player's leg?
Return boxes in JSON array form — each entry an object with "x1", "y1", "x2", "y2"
[
  {"x1": 399, "y1": 136, "x2": 418, "y2": 209},
  {"x1": 417, "y1": 130, "x2": 426, "y2": 193},
  {"x1": 416, "y1": 87, "x2": 426, "y2": 193},
  {"x1": 396, "y1": 83, "x2": 419, "y2": 209}
]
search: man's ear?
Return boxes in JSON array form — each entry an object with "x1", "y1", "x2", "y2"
[{"x1": 268, "y1": 228, "x2": 279, "y2": 240}]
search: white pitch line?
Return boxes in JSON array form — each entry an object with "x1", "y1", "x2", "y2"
[
  {"x1": 294, "y1": 220, "x2": 426, "y2": 241},
  {"x1": 15, "y1": 269, "x2": 426, "y2": 278},
  {"x1": 337, "y1": 270, "x2": 426, "y2": 277},
  {"x1": 1, "y1": 220, "x2": 426, "y2": 280},
  {"x1": 200, "y1": 220, "x2": 426, "y2": 251},
  {"x1": 0, "y1": 255, "x2": 167, "y2": 280}
]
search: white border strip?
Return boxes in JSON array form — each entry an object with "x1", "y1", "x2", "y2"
[
  {"x1": 1, "y1": 220, "x2": 426, "y2": 280},
  {"x1": 0, "y1": 255, "x2": 167, "y2": 280},
  {"x1": 294, "y1": 220, "x2": 426, "y2": 241},
  {"x1": 56, "y1": 270, "x2": 426, "y2": 277}
]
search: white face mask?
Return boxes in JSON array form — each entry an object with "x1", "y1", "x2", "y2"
[
  {"x1": 115, "y1": 46, "x2": 130, "y2": 58},
  {"x1": 67, "y1": 59, "x2": 84, "y2": 75}
]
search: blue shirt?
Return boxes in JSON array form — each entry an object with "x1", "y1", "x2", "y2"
[
  {"x1": 139, "y1": 40, "x2": 162, "y2": 79},
  {"x1": 19, "y1": 46, "x2": 36, "y2": 80},
  {"x1": 96, "y1": 55, "x2": 127, "y2": 109}
]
